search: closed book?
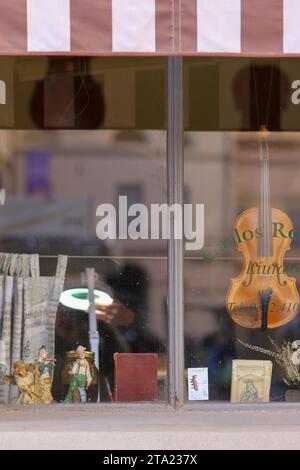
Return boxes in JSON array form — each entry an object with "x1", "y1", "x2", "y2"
[{"x1": 114, "y1": 353, "x2": 158, "y2": 402}]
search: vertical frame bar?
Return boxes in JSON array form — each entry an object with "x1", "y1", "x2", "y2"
[{"x1": 167, "y1": 57, "x2": 184, "y2": 408}]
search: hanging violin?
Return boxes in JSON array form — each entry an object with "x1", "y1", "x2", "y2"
[{"x1": 226, "y1": 129, "x2": 299, "y2": 329}]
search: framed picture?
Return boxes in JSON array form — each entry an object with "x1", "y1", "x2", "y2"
[
  {"x1": 231, "y1": 360, "x2": 273, "y2": 403},
  {"x1": 187, "y1": 368, "x2": 209, "y2": 401}
]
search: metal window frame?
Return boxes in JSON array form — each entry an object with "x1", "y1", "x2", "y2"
[{"x1": 167, "y1": 57, "x2": 184, "y2": 409}]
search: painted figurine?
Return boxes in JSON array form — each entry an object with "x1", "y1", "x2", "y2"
[
  {"x1": 64, "y1": 345, "x2": 92, "y2": 403},
  {"x1": 13, "y1": 360, "x2": 40, "y2": 404},
  {"x1": 34, "y1": 345, "x2": 55, "y2": 404}
]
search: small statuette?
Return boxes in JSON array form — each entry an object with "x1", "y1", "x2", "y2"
[
  {"x1": 64, "y1": 345, "x2": 92, "y2": 404},
  {"x1": 34, "y1": 345, "x2": 55, "y2": 404},
  {"x1": 13, "y1": 360, "x2": 39, "y2": 404}
]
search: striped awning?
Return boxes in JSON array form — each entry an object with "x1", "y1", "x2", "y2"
[{"x1": 0, "y1": 0, "x2": 300, "y2": 56}]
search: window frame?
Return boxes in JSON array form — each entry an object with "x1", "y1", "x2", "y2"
[{"x1": 3, "y1": 56, "x2": 297, "y2": 411}]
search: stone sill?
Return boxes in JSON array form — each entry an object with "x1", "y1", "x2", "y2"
[{"x1": 1, "y1": 402, "x2": 300, "y2": 450}]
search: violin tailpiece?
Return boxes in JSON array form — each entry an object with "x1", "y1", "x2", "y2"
[{"x1": 259, "y1": 288, "x2": 273, "y2": 331}]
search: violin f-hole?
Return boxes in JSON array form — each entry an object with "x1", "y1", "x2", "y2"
[{"x1": 242, "y1": 271, "x2": 253, "y2": 288}]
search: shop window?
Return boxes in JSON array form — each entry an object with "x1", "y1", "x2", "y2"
[
  {"x1": 0, "y1": 57, "x2": 167, "y2": 406},
  {"x1": 184, "y1": 57, "x2": 300, "y2": 404},
  {"x1": 3, "y1": 54, "x2": 300, "y2": 408}
]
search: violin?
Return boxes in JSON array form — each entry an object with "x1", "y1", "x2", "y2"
[{"x1": 226, "y1": 131, "x2": 299, "y2": 329}]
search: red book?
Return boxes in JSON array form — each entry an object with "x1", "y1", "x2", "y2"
[{"x1": 114, "y1": 353, "x2": 158, "y2": 402}]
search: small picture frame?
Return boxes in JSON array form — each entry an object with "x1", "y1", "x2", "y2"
[
  {"x1": 231, "y1": 359, "x2": 273, "y2": 403},
  {"x1": 188, "y1": 367, "x2": 209, "y2": 401}
]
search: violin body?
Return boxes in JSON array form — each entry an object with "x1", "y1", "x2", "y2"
[{"x1": 227, "y1": 207, "x2": 299, "y2": 329}]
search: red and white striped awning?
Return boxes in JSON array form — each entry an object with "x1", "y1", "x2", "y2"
[{"x1": 0, "y1": 0, "x2": 299, "y2": 56}]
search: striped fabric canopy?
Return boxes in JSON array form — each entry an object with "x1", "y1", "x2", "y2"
[{"x1": 0, "y1": 0, "x2": 299, "y2": 55}]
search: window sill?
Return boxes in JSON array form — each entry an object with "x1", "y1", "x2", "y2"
[{"x1": 1, "y1": 402, "x2": 300, "y2": 449}]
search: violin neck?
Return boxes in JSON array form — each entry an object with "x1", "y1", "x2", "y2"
[{"x1": 259, "y1": 140, "x2": 273, "y2": 259}]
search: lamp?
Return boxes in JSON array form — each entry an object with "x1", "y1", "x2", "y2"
[{"x1": 59, "y1": 288, "x2": 113, "y2": 312}]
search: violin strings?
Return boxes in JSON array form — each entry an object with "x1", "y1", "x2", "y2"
[{"x1": 253, "y1": 63, "x2": 274, "y2": 259}]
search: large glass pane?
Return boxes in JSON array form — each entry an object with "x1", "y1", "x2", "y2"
[
  {"x1": 184, "y1": 57, "x2": 300, "y2": 403},
  {"x1": 0, "y1": 57, "x2": 167, "y2": 405}
]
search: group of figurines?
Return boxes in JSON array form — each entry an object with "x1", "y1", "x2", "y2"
[{"x1": 3, "y1": 344, "x2": 92, "y2": 404}]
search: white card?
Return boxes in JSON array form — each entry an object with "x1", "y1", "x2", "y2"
[{"x1": 188, "y1": 367, "x2": 209, "y2": 401}]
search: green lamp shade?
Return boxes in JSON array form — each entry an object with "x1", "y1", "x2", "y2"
[{"x1": 59, "y1": 288, "x2": 113, "y2": 311}]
